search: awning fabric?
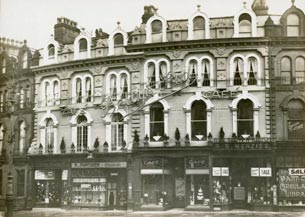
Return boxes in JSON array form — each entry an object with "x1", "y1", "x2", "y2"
[
  {"x1": 185, "y1": 169, "x2": 209, "y2": 175},
  {"x1": 141, "y1": 169, "x2": 171, "y2": 175}
]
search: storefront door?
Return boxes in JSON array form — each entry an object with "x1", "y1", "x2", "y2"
[{"x1": 232, "y1": 160, "x2": 248, "y2": 209}]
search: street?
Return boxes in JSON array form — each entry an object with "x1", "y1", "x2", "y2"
[{"x1": 2, "y1": 209, "x2": 305, "y2": 217}]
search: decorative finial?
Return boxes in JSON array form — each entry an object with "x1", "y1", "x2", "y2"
[
  {"x1": 243, "y1": 0, "x2": 247, "y2": 8},
  {"x1": 81, "y1": 27, "x2": 85, "y2": 31},
  {"x1": 117, "y1": 21, "x2": 121, "y2": 26},
  {"x1": 23, "y1": 40, "x2": 27, "y2": 44},
  {"x1": 197, "y1": 4, "x2": 201, "y2": 11},
  {"x1": 51, "y1": 34, "x2": 54, "y2": 38},
  {"x1": 292, "y1": 0, "x2": 295, "y2": 6}
]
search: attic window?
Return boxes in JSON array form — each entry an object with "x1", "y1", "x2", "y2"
[
  {"x1": 48, "y1": 44, "x2": 55, "y2": 57},
  {"x1": 79, "y1": 38, "x2": 88, "y2": 51},
  {"x1": 239, "y1": 13, "x2": 252, "y2": 37},
  {"x1": 114, "y1": 33, "x2": 124, "y2": 46},
  {"x1": 193, "y1": 16, "x2": 205, "y2": 30},
  {"x1": 151, "y1": 20, "x2": 162, "y2": 34},
  {"x1": 287, "y1": 14, "x2": 300, "y2": 37}
]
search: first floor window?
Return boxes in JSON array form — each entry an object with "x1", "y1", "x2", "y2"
[
  {"x1": 111, "y1": 113, "x2": 124, "y2": 151},
  {"x1": 287, "y1": 99, "x2": 305, "y2": 140},
  {"x1": 191, "y1": 100, "x2": 207, "y2": 141},
  {"x1": 237, "y1": 99, "x2": 254, "y2": 137},
  {"x1": 76, "y1": 115, "x2": 88, "y2": 152},
  {"x1": 150, "y1": 102, "x2": 164, "y2": 141},
  {"x1": 45, "y1": 118, "x2": 54, "y2": 151}
]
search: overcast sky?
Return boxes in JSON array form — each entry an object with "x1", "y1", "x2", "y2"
[{"x1": 1, "y1": 0, "x2": 305, "y2": 49}]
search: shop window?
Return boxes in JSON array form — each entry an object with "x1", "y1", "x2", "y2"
[
  {"x1": 114, "y1": 33, "x2": 123, "y2": 47},
  {"x1": 76, "y1": 78, "x2": 82, "y2": 103},
  {"x1": 0, "y1": 124, "x2": 3, "y2": 154},
  {"x1": 191, "y1": 100, "x2": 207, "y2": 141},
  {"x1": 0, "y1": 92, "x2": 3, "y2": 112},
  {"x1": 150, "y1": 102, "x2": 164, "y2": 141},
  {"x1": 287, "y1": 99, "x2": 305, "y2": 140},
  {"x1": 79, "y1": 38, "x2": 88, "y2": 51},
  {"x1": 193, "y1": 16, "x2": 205, "y2": 39},
  {"x1": 280, "y1": 57, "x2": 292, "y2": 84},
  {"x1": 48, "y1": 44, "x2": 55, "y2": 57},
  {"x1": 120, "y1": 74, "x2": 128, "y2": 99},
  {"x1": 110, "y1": 74, "x2": 117, "y2": 101},
  {"x1": 76, "y1": 115, "x2": 88, "y2": 152},
  {"x1": 45, "y1": 118, "x2": 54, "y2": 150},
  {"x1": 159, "y1": 61, "x2": 167, "y2": 89},
  {"x1": 239, "y1": 13, "x2": 252, "y2": 37},
  {"x1": 202, "y1": 59, "x2": 210, "y2": 86},
  {"x1": 21, "y1": 52, "x2": 28, "y2": 69},
  {"x1": 0, "y1": 170, "x2": 2, "y2": 196},
  {"x1": 233, "y1": 58, "x2": 243, "y2": 85},
  {"x1": 189, "y1": 60, "x2": 198, "y2": 87},
  {"x1": 295, "y1": 57, "x2": 305, "y2": 84},
  {"x1": 1, "y1": 58, "x2": 6, "y2": 74},
  {"x1": 237, "y1": 99, "x2": 254, "y2": 137},
  {"x1": 18, "y1": 121, "x2": 26, "y2": 153},
  {"x1": 287, "y1": 14, "x2": 300, "y2": 37},
  {"x1": 148, "y1": 63, "x2": 156, "y2": 89},
  {"x1": 111, "y1": 113, "x2": 124, "y2": 151},
  {"x1": 17, "y1": 170, "x2": 25, "y2": 197},
  {"x1": 186, "y1": 175, "x2": 210, "y2": 206},
  {"x1": 247, "y1": 57, "x2": 258, "y2": 85}
]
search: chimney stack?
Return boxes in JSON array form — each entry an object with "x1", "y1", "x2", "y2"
[
  {"x1": 141, "y1": 5, "x2": 158, "y2": 24},
  {"x1": 252, "y1": 0, "x2": 269, "y2": 16},
  {"x1": 54, "y1": 17, "x2": 80, "y2": 44}
]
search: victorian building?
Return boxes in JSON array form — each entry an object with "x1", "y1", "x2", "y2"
[{"x1": 1, "y1": 0, "x2": 305, "y2": 212}]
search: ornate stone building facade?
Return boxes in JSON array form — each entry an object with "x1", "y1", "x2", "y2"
[{"x1": 0, "y1": 0, "x2": 304, "y2": 212}]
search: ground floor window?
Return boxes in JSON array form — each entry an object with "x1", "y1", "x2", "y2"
[
  {"x1": 249, "y1": 177, "x2": 273, "y2": 205},
  {"x1": 212, "y1": 177, "x2": 231, "y2": 205},
  {"x1": 186, "y1": 175, "x2": 210, "y2": 206}
]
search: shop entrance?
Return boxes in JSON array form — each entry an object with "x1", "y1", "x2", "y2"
[{"x1": 231, "y1": 159, "x2": 248, "y2": 209}]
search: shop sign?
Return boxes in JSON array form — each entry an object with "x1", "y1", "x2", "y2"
[
  {"x1": 186, "y1": 157, "x2": 209, "y2": 168},
  {"x1": 251, "y1": 167, "x2": 271, "y2": 177},
  {"x1": 201, "y1": 90, "x2": 240, "y2": 99},
  {"x1": 71, "y1": 162, "x2": 127, "y2": 168},
  {"x1": 212, "y1": 167, "x2": 229, "y2": 176},
  {"x1": 142, "y1": 159, "x2": 162, "y2": 168},
  {"x1": 62, "y1": 170, "x2": 68, "y2": 181},
  {"x1": 71, "y1": 169, "x2": 105, "y2": 178},
  {"x1": 35, "y1": 170, "x2": 55, "y2": 180},
  {"x1": 279, "y1": 169, "x2": 305, "y2": 198},
  {"x1": 289, "y1": 168, "x2": 305, "y2": 176}
]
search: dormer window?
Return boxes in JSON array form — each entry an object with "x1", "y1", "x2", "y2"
[
  {"x1": 48, "y1": 44, "x2": 55, "y2": 57},
  {"x1": 79, "y1": 38, "x2": 88, "y2": 51},
  {"x1": 114, "y1": 33, "x2": 124, "y2": 47},
  {"x1": 239, "y1": 13, "x2": 252, "y2": 37},
  {"x1": 22, "y1": 52, "x2": 28, "y2": 69},
  {"x1": 287, "y1": 14, "x2": 300, "y2": 36},
  {"x1": 193, "y1": 16, "x2": 205, "y2": 39},
  {"x1": 151, "y1": 20, "x2": 163, "y2": 43}
]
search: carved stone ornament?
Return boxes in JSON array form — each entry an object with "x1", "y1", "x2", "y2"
[
  {"x1": 172, "y1": 50, "x2": 182, "y2": 58},
  {"x1": 61, "y1": 80, "x2": 68, "y2": 91},
  {"x1": 61, "y1": 70, "x2": 69, "y2": 78},
  {"x1": 91, "y1": 66, "x2": 103, "y2": 75},
  {"x1": 216, "y1": 47, "x2": 226, "y2": 56},
  {"x1": 131, "y1": 62, "x2": 140, "y2": 71}
]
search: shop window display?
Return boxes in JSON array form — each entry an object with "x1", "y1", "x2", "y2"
[
  {"x1": 212, "y1": 178, "x2": 231, "y2": 205},
  {"x1": 249, "y1": 178, "x2": 273, "y2": 205},
  {"x1": 186, "y1": 175, "x2": 210, "y2": 207}
]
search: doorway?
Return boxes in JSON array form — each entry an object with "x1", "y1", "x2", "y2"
[{"x1": 231, "y1": 159, "x2": 248, "y2": 209}]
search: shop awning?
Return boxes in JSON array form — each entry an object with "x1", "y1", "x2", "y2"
[
  {"x1": 185, "y1": 169, "x2": 209, "y2": 175},
  {"x1": 141, "y1": 169, "x2": 171, "y2": 175}
]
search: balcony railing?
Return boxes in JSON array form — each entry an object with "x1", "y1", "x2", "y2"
[
  {"x1": 275, "y1": 138, "x2": 305, "y2": 150},
  {"x1": 275, "y1": 77, "x2": 305, "y2": 85}
]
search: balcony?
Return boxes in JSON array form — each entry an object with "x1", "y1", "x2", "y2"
[
  {"x1": 275, "y1": 77, "x2": 305, "y2": 86},
  {"x1": 275, "y1": 138, "x2": 305, "y2": 150}
]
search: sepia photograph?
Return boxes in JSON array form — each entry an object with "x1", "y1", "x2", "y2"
[{"x1": 0, "y1": 0, "x2": 305, "y2": 216}]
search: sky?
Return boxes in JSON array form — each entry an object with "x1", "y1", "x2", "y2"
[{"x1": 1, "y1": 0, "x2": 305, "y2": 50}]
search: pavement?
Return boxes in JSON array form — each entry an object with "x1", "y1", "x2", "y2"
[{"x1": 0, "y1": 209, "x2": 305, "y2": 217}]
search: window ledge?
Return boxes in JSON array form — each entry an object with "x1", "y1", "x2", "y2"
[
  {"x1": 148, "y1": 142, "x2": 164, "y2": 147},
  {"x1": 190, "y1": 141, "x2": 208, "y2": 146}
]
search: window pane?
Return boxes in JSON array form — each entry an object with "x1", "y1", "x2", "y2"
[
  {"x1": 191, "y1": 101, "x2": 206, "y2": 120},
  {"x1": 48, "y1": 44, "x2": 55, "y2": 56},
  {"x1": 79, "y1": 39, "x2": 87, "y2": 50},
  {"x1": 150, "y1": 103, "x2": 164, "y2": 121},
  {"x1": 150, "y1": 123, "x2": 164, "y2": 139},
  {"x1": 114, "y1": 33, "x2": 123, "y2": 46},
  {"x1": 288, "y1": 100, "x2": 305, "y2": 140},
  {"x1": 151, "y1": 20, "x2": 162, "y2": 33},
  {"x1": 237, "y1": 100, "x2": 254, "y2": 136},
  {"x1": 193, "y1": 16, "x2": 205, "y2": 30},
  {"x1": 17, "y1": 170, "x2": 25, "y2": 197},
  {"x1": 287, "y1": 14, "x2": 300, "y2": 25},
  {"x1": 237, "y1": 120, "x2": 254, "y2": 136},
  {"x1": 287, "y1": 27, "x2": 300, "y2": 37}
]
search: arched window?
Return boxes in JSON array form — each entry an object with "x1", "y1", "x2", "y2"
[
  {"x1": 193, "y1": 16, "x2": 205, "y2": 39},
  {"x1": 76, "y1": 115, "x2": 88, "y2": 152},
  {"x1": 22, "y1": 52, "x2": 28, "y2": 69},
  {"x1": 0, "y1": 124, "x2": 3, "y2": 154},
  {"x1": 287, "y1": 14, "x2": 300, "y2": 37},
  {"x1": 1, "y1": 58, "x2": 6, "y2": 74},
  {"x1": 48, "y1": 44, "x2": 55, "y2": 57},
  {"x1": 295, "y1": 57, "x2": 305, "y2": 84},
  {"x1": 53, "y1": 80, "x2": 59, "y2": 104},
  {"x1": 150, "y1": 102, "x2": 164, "y2": 141},
  {"x1": 114, "y1": 33, "x2": 124, "y2": 46},
  {"x1": 45, "y1": 118, "x2": 54, "y2": 149},
  {"x1": 45, "y1": 82, "x2": 51, "y2": 105},
  {"x1": 151, "y1": 20, "x2": 162, "y2": 33},
  {"x1": 159, "y1": 61, "x2": 167, "y2": 88},
  {"x1": 287, "y1": 99, "x2": 305, "y2": 140},
  {"x1": 120, "y1": 74, "x2": 128, "y2": 99},
  {"x1": 111, "y1": 113, "x2": 124, "y2": 151},
  {"x1": 189, "y1": 60, "x2": 198, "y2": 87},
  {"x1": 191, "y1": 101, "x2": 207, "y2": 141},
  {"x1": 85, "y1": 77, "x2": 92, "y2": 102},
  {"x1": 76, "y1": 78, "x2": 82, "y2": 103},
  {"x1": 233, "y1": 58, "x2": 243, "y2": 85},
  {"x1": 237, "y1": 99, "x2": 254, "y2": 137},
  {"x1": 18, "y1": 121, "x2": 26, "y2": 153},
  {"x1": 148, "y1": 63, "x2": 156, "y2": 89},
  {"x1": 248, "y1": 57, "x2": 258, "y2": 85},
  {"x1": 110, "y1": 74, "x2": 117, "y2": 101},
  {"x1": 202, "y1": 59, "x2": 210, "y2": 86},
  {"x1": 20, "y1": 88, "x2": 24, "y2": 109},
  {"x1": 239, "y1": 13, "x2": 252, "y2": 37},
  {"x1": 79, "y1": 38, "x2": 88, "y2": 50},
  {"x1": 280, "y1": 57, "x2": 292, "y2": 85}
]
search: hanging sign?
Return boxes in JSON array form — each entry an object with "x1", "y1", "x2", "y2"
[
  {"x1": 251, "y1": 168, "x2": 260, "y2": 177},
  {"x1": 260, "y1": 168, "x2": 272, "y2": 177},
  {"x1": 213, "y1": 167, "x2": 229, "y2": 176}
]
